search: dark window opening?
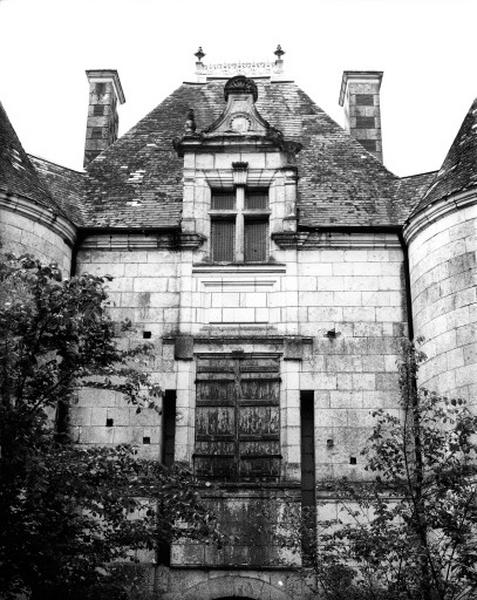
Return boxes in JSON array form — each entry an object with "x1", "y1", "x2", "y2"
[
  {"x1": 211, "y1": 218, "x2": 235, "y2": 262},
  {"x1": 245, "y1": 189, "x2": 268, "y2": 210},
  {"x1": 355, "y1": 93, "x2": 374, "y2": 106},
  {"x1": 300, "y1": 390, "x2": 316, "y2": 565},
  {"x1": 106, "y1": 418, "x2": 114, "y2": 427},
  {"x1": 142, "y1": 331, "x2": 152, "y2": 339},
  {"x1": 211, "y1": 190, "x2": 235, "y2": 210},
  {"x1": 194, "y1": 354, "x2": 281, "y2": 482},
  {"x1": 55, "y1": 400, "x2": 69, "y2": 441},
  {"x1": 91, "y1": 128, "x2": 103, "y2": 139},
  {"x1": 93, "y1": 104, "x2": 105, "y2": 116},
  {"x1": 157, "y1": 390, "x2": 176, "y2": 567},
  {"x1": 358, "y1": 139, "x2": 377, "y2": 152},
  {"x1": 162, "y1": 390, "x2": 176, "y2": 467},
  {"x1": 356, "y1": 116, "x2": 376, "y2": 129},
  {"x1": 350, "y1": 456, "x2": 357, "y2": 465},
  {"x1": 95, "y1": 82, "x2": 106, "y2": 94},
  {"x1": 244, "y1": 219, "x2": 268, "y2": 262},
  {"x1": 143, "y1": 436, "x2": 151, "y2": 445},
  {"x1": 210, "y1": 188, "x2": 269, "y2": 263}
]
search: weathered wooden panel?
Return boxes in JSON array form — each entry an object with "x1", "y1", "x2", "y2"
[
  {"x1": 239, "y1": 457, "x2": 281, "y2": 480},
  {"x1": 211, "y1": 219, "x2": 235, "y2": 262},
  {"x1": 244, "y1": 219, "x2": 268, "y2": 262},
  {"x1": 194, "y1": 354, "x2": 281, "y2": 482},
  {"x1": 195, "y1": 406, "x2": 234, "y2": 435},
  {"x1": 238, "y1": 406, "x2": 279, "y2": 435},
  {"x1": 240, "y1": 378, "x2": 279, "y2": 402},
  {"x1": 196, "y1": 380, "x2": 235, "y2": 403},
  {"x1": 245, "y1": 190, "x2": 268, "y2": 210},
  {"x1": 211, "y1": 190, "x2": 235, "y2": 210},
  {"x1": 194, "y1": 456, "x2": 235, "y2": 480}
]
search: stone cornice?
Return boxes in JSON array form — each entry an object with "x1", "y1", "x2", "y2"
[
  {"x1": 404, "y1": 188, "x2": 477, "y2": 245},
  {"x1": 0, "y1": 190, "x2": 76, "y2": 246},
  {"x1": 272, "y1": 230, "x2": 401, "y2": 249},
  {"x1": 192, "y1": 263, "x2": 286, "y2": 275},
  {"x1": 80, "y1": 231, "x2": 205, "y2": 251}
]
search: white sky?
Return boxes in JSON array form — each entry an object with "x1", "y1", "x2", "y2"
[{"x1": 0, "y1": 0, "x2": 475, "y2": 177}]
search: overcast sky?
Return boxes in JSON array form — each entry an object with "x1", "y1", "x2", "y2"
[{"x1": 0, "y1": 0, "x2": 475, "y2": 177}]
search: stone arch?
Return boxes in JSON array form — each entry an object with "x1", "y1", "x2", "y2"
[{"x1": 174, "y1": 575, "x2": 294, "y2": 600}]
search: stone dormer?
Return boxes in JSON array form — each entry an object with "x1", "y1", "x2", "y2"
[{"x1": 174, "y1": 74, "x2": 301, "y2": 262}]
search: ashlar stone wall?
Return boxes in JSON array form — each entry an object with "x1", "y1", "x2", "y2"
[
  {"x1": 408, "y1": 200, "x2": 477, "y2": 405},
  {"x1": 0, "y1": 204, "x2": 74, "y2": 275}
]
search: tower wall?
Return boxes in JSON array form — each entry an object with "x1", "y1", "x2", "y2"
[
  {"x1": 406, "y1": 194, "x2": 477, "y2": 405},
  {"x1": 0, "y1": 194, "x2": 75, "y2": 275}
]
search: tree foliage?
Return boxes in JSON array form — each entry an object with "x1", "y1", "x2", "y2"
[
  {"x1": 302, "y1": 343, "x2": 477, "y2": 600},
  {"x1": 0, "y1": 255, "x2": 216, "y2": 600}
]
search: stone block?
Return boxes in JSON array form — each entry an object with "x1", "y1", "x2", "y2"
[{"x1": 174, "y1": 335, "x2": 194, "y2": 360}]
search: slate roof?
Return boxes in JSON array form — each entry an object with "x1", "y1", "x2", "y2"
[
  {"x1": 84, "y1": 79, "x2": 405, "y2": 228},
  {"x1": 411, "y1": 97, "x2": 477, "y2": 216},
  {"x1": 0, "y1": 102, "x2": 65, "y2": 215},
  {"x1": 28, "y1": 155, "x2": 86, "y2": 226},
  {"x1": 392, "y1": 171, "x2": 437, "y2": 222}
]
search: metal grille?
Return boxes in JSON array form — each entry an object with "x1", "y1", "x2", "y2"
[
  {"x1": 211, "y1": 191, "x2": 235, "y2": 210},
  {"x1": 245, "y1": 190, "x2": 268, "y2": 209},
  {"x1": 194, "y1": 354, "x2": 281, "y2": 482},
  {"x1": 244, "y1": 219, "x2": 268, "y2": 262},
  {"x1": 211, "y1": 219, "x2": 235, "y2": 262}
]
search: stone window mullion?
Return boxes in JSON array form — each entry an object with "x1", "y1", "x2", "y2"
[{"x1": 235, "y1": 185, "x2": 245, "y2": 263}]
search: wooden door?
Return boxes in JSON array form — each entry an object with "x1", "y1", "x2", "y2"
[{"x1": 194, "y1": 353, "x2": 281, "y2": 482}]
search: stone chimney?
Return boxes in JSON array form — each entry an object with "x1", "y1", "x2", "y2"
[
  {"x1": 339, "y1": 71, "x2": 383, "y2": 162},
  {"x1": 83, "y1": 69, "x2": 125, "y2": 168}
]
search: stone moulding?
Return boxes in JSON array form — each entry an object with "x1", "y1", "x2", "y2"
[
  {"x1": 404, "y1": 188, "x2": 477, "y2": 244},
  {"x1": 272, "y1": 229, "x2": 402, "y2": 249},
  {"x1": 0, "y1": 190, "x2": 77, "y2": 247},
  {"x1": 79, "y1": 230, "x2": 205, "y2": 251},
  {"x1": 163, "y1": 574, "x2": 295, "y2": 600}
]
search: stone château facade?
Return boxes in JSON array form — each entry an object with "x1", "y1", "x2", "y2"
[{"x1": 1, "y1": 48, "x2": 476, "y2": 600}]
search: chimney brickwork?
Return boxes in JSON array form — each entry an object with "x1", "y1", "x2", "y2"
[
  {"x1": 339, "y1": 71, "x2": 383, "y2": 162},
  {"x1": 84, "y1": 69, "x2": 125, "y2": 168}
]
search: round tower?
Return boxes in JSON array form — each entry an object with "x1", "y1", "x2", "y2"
[
  {"x1": 0, "y1": 102, "x2": 76, "y2": 275},
  {"x1": 404, "y1": 98, "x2": 477, "y2": 406}
]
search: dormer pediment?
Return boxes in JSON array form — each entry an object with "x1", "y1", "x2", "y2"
[
  {"x1": 173, "y1": 75, "x2": 301, "y2": 157},
  {"x1": 204, "y1": 76, "x2": 269, "y2": 136}
]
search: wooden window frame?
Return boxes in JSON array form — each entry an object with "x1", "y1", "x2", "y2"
[{"x1": 210, "y1": 187, "x2": 270, "y2": 264}]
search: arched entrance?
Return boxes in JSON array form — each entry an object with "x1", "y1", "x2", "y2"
[{"x1": 166, "y1": 575, "x2": 294, "y2": 600}]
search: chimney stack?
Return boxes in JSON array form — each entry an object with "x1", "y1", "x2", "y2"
[
  {"x1": 339, "y1": 71, "x2": 383, "y2": 162},
  {"x1": 84, "y1": 69, "x2": 125, "y2": 169}
]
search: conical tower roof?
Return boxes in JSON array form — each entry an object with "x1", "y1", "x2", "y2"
[
  {"x1": 411, "y1": 97, "x2": 477, "y2": 216},
  {"x1": 0, "y1": 102, "x2": 61, "y2": 213}
]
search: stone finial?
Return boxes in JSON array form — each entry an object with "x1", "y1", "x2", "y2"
[
  {"x1": 184, "y1": 109, "x2": 196, "y2": 134},
  {"x1": 274, "y1": 44, "x2": 285, "y2": 60},
  {"x1": 194, "y1": 46, "x2": 205, "y2": 62}
]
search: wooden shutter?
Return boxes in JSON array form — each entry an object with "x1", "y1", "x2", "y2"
[
  {"x1": 194, "y1": 354, "x2": 281, "y2": 482},
  {"x1": 211, "y1": 190, "x2": 235, "y2": 210},
  {"x1": 244, "y1": 219, "x2": 268, "y2": 262},
  {"x1": 211, "y1": 219, "x2": 235, "y2": 262},
  {"x1": 245, "y1": 190, "x2": 268, "y2": 210}
]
